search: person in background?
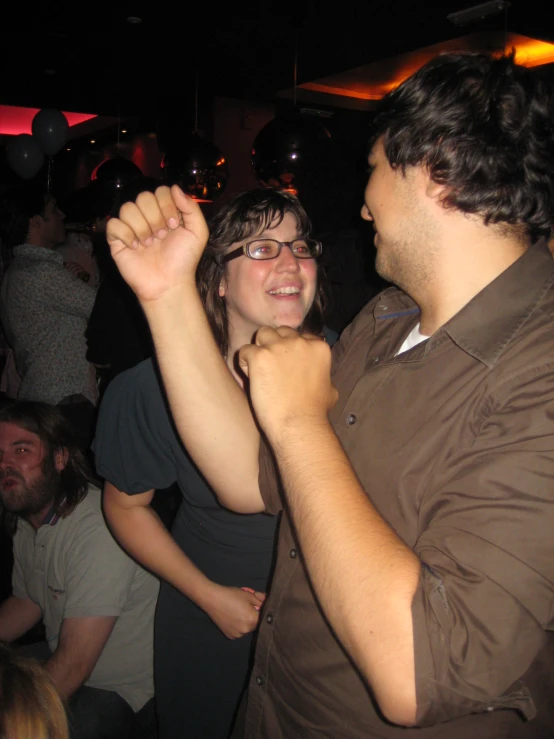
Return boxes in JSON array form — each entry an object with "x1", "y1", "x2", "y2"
[
  {"x1": 0, "y1": 185, "x2": 97, "y2": 452},
  {"x1": 57, "y1": 183, "x2": 110, "y2": 289},
  {"x1": 0, "y1": 641, "x2": 69, "y2": 739},
  {"x1": 0, "y1": 401, "x2": 158, "y2": 739},
  {"x1": 85, "y1": 177, "x2": 160, "y2": 398}
]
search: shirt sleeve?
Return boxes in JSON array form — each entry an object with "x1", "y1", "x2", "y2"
[
  {"x1": 92, "y1": 359, "x2": 179, "y2": 493},
  {"x1": 62, "y1": 507, "x2": 138, "y2": 618},
  {"x1": 412, "y1": 365, "x2": 554, "y2": 725},
  {"x1": 40, "y1": 262, "x2": 97, "y2": 318}
]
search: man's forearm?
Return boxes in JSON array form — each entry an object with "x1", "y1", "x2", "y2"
[
  {"x1": 45, "y1": 651, "x2": 88, "y2": 701},
  {"x1": 51, "y1": 269, "x2": 96, "y2": 318},
  {"x1": 271, "y1": 418, "x2": 421, "y2": 726},
  {"x1": 0, "y1": 595, "x2": 42, "y2": 642},
  {"x1": 46, "y1": 616, "x2": 118, "y2": 701},
  {"x1": 142, "y1": 283, "x2": 263, "y2": 512}
]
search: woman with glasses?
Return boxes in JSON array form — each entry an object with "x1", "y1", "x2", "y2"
[{"x1": 93, "y1": 186, "x2": 333, "y2": 739}]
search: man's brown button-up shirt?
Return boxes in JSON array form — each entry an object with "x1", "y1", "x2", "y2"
[{"x1": 247, "y1": 242, "x2": 554, "y2": 738}]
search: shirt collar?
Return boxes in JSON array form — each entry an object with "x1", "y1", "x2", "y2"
[
  {"x1": 373, "y1": 287, "x2": 419, "y2": 320},
  {"x1": 40, "y1": 497, "x2": 67, "y2": 526},
  {"x1": 441, "y1": 240, "x2": 554, "y2": 368},
  {"x1": 373, "y1": 240, "x2": 554, "y2": 368}
]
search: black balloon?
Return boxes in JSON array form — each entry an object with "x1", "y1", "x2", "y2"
[
  {"x1": 251, "y1": 111, "x2": 331, "y2": 192},
  {"x1": 91, "y1": 157, "x2": 143, "y2": 191},
  {"x1": 161, "y1": 133, "x2": 229, "y2": 202},
  {"x1": 6, "y1": 134, "x2": 45, "y2": 179},
  {"x1": 32, "y1": 109, "x2": 69, "y2": 156}
]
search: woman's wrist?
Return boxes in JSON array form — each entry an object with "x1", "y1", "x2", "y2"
[
  {"x1": 191, "y1": 578, "x2": 220, "y2": 613},
  {"x1": 139, "y1": 277, "x2": 198, "y2": 312}
]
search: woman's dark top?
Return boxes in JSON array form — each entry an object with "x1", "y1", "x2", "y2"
[{"x1": 92, "y1": 357, "x2": 278, "y2": 738}]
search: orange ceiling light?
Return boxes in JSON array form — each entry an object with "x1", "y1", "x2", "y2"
[
  {"x1": 0, "y1": 105, "x2": 97, "y2": 136},
  {"x1": 285, "y1": 32, "x2": 554, "y2": 110},
  {"x1": 512, "y1": 37, "x2": 554, "y2": 67}
]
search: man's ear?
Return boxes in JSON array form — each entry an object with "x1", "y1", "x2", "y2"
[
  {"x1": 28, "y1": 214, "x2": 44, "y2": 236},
  {"x1": 54, "y1": 447, "x2": 69, "y2": 472},
  {"x1": 425, "y1": 178, "x2": 449, "y2": 204}
]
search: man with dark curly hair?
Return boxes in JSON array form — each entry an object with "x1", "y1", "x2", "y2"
[{"x1": 104, "y1": 52, "x2": 554, "y2": 737}]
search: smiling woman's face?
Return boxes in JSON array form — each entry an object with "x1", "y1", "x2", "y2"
[{"x1": 219, "y1": 211, "x2": 318, "y2": 350}]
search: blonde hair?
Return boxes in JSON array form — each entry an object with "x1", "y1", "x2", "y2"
[{"x1": 0, "y1": 643, "x2": 69, "y2": 739}]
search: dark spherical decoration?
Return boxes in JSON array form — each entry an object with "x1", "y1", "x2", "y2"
[
  {"x1": 251, "y1": 111, "x2": 331, "y2": 192},
  {"x1": 6, "y1": 134, "x2": 45, "y2": 180},
  {"x1": 32, "y1": 109, "x2": 69, "y2": 156},
  {"x1": 161, "y1": 133, "x2": 229, "y2": 202},
  {"x1": 91, "y1": 157, "x2": 143, "y2": 191}
]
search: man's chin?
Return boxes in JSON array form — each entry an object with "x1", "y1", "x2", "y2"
[
  {"x1": 374, "y1": 255, "x2": 390, "y2": 282},
  {"x1": 0, "y1": 492, "x2": 24, "y2": 514}
]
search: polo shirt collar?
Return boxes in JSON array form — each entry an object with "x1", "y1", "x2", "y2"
[{"x1": 40, "y1": 496, "x2": 66, "y2": 527}]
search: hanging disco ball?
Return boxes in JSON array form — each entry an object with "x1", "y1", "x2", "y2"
[
  {"x1": 91, "y1": 157, "x2": 143, "y2": 192},
  {"x1": 161, "y1": 133, "x2": 229, "y2": 203},
  {"x1": 251, "y1": 110, "x2": 331, "y2": 193}
]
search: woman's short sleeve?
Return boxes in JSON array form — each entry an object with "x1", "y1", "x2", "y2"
[{"x1": 92, "y1": 359, "x2": 179, "y2": 493}]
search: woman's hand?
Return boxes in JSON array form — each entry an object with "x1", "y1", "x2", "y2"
[
  {"x1": 64, "y1": 261, "x2": 90, "y2": 282},
  {"x1": 106, "y1": 184, "x2": 209, "y2": 303},
  {"x1": 202, "y1": 584, "x2": 266, "y2": 639}
]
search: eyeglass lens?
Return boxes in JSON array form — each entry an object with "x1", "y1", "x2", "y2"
[{"x1": 248, "y1": 239, "x2": 318, "y2": 259}]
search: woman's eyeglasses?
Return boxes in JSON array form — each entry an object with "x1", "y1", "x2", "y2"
[{"x1": 220, "y1": 238, "x2": 322, "y2": 264}]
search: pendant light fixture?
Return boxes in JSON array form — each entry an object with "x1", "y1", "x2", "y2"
[
  {"x1": 251, "y1": 30, "x2": 331, "y2": 195},
  {"x1": 161, "y1": 71, "x2": 229, "y2": 203},
  {"x1": 91, "y1": 112, "x2": 143, "y2": 194}
]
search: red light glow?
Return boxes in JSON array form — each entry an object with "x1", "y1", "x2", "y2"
[{"x1": 0, "y1": 105, "x2": 97, "y2": 136}]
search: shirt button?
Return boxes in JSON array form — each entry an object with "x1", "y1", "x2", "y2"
[
  {"x1": 290, "y1": 549, "x2": 297, "y2": 559},
  {"x1": 373, "y1": 357, "x2": 380, "y2": 364},
  {"x1": 347, "y1": 413, "x2": 357, "y2": 425},
  {"x1": 266, "y1": 614, "x2": 274, "y2": 624},
  {"x1": 486, "y1": 706, "x2": 494, "y2": 712},
  {"x1": 256, "y1": 676, "x2": 265, "y2": 686}
]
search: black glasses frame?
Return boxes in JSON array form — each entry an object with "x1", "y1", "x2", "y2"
[{"x1": 220, "y1": 238, "x2": 322, "y2": 264}]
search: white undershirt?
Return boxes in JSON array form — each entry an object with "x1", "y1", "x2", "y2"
[{"x1": 395, "y1": 322, "x2": 429, "y2": 356}]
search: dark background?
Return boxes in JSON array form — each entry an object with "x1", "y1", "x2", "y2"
[{"x1": 1, "y1": 1, "x2": 553, "y2": 115}]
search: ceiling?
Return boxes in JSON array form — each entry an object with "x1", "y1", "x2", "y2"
[{"x1": 1, "y1": 0, "x2": 553, "y2": 121}]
